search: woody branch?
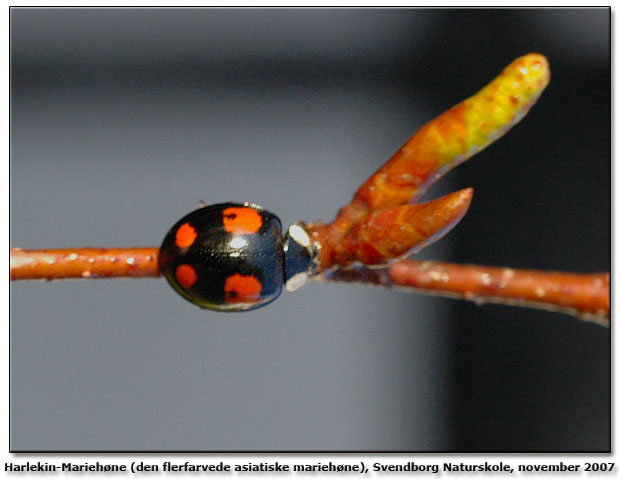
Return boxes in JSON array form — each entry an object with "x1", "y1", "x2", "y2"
[{"x1": 9, "y1": 54, "x2": 609, "y2": 324}]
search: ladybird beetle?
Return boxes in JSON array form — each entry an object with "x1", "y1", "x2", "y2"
[{"x1": 159, "y1": 203, "x2": 317, "y2": 311}]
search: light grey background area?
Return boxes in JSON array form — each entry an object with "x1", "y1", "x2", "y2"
[{"x1": 10, "y1": 9, "x2": 609, "y2": 451}]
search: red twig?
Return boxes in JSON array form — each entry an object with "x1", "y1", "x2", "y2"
[
  {"x1": 320, "y1": 261, "x2": 610, "y2": 326},
  {"x1": 9, "y1": 55, "x2": 609, "y2": 325},
  {"x1": 10, "y1": 248, "x2": 609, "y2": 325},
  {"x1": 10, "y1": 248, "x2": 160, "y2": 281}
]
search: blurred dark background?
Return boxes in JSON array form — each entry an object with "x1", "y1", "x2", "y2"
[{"x1": 10, "y1": 9, "x2": 609, "y2": 451}]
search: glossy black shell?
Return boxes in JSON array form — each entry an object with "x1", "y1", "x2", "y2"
[{"x1": 159, "y1": 203, "x2": 284, "y2": 311}]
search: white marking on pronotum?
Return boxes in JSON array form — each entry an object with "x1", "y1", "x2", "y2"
[
  {"x1": 288, "y1": 224, "x2": 311, "y2": 248},
  {"x1": 286, "y1": 272, "x2": 308, "y2": 292}
]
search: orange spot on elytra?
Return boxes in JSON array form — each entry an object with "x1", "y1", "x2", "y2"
[
  {"x1": 224, "y1": 273, "x2": 262, "y2": 303},
  {"x1": 175, "y1": 223, "x2": 197, "y2": 248},
  {"x1": 175, "y1": 264, "x2": 198, "y2": 290},
  {"x1": 222, "y1": 207, "x2": 262, "y2": 234}
]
